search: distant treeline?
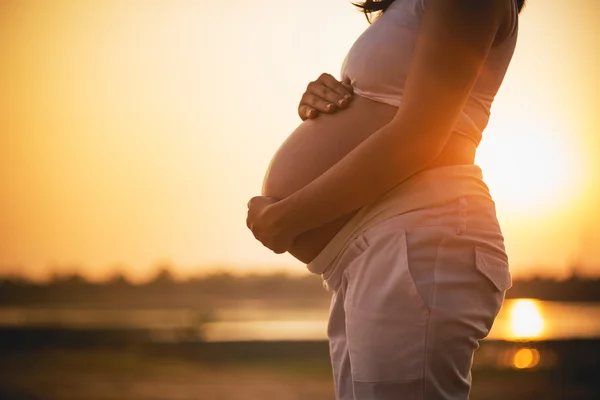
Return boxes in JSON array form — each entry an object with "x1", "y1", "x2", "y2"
[
  {"x1": 1, "y1": 270, "x2": 600, "y2": 307},
  {"x1": 0, "y1": 271, "x2": 329, "y2": 309}
]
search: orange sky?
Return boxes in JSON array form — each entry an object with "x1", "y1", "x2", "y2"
[{"x1": 1, "y1": 0, "x2": 599, "y2": 282}]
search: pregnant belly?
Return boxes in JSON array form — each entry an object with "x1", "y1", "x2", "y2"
[{"x1": 262, "y1": 95, "x2": 398, "y2": 263}]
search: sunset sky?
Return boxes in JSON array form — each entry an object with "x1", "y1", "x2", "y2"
[{"x1": 1, "y1": 0, "x2": 599, "y2": 282}]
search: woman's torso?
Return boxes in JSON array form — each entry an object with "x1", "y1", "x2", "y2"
[
  {"x1": 262, "y1": 0, "x2": 518, "y2": 264},
  {"x1": 262, "y1": 96, "x2": 476, "y2": 263}
]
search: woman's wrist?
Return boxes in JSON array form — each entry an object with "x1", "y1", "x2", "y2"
[{"x1": 268, "y1": 197, "x2": 305, "y2": 238}]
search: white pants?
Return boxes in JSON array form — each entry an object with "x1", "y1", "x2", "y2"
[{"x1": 317, "y1": 167, "x2": 511, "y2": 399}]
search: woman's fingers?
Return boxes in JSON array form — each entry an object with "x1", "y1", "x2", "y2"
[
  {"x1": 311, "y1": 75, "x2": 353, "y2": 110},
  {"x1": 319, "y1": 73, "x2": 353, "y2": 102},
  {"x1": 306, "y1": 82, "x2": 342, "y2": 111},
  {"x1": 303, "y1": 91, "x2": 339, "y2": 113},
  {"x1": 303, "y1": 77, "x2": 352, "y2": 111},
  {"x1": 298, "y1": 105, "x2": 317, "y2": 120},
  {"x1": 297, "y1": 73, "x2": 354, "y2": 121},
  {"x1": 298, "y1": 91, "x2": 337, "y2": 121},
  {"x1": 341, "y1": 77, "x2": 354, "y2": 94}
]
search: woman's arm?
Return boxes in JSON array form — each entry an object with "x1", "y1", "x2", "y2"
[{"x1": 248, "y1": 0, "x2": 507, "y2": 252}]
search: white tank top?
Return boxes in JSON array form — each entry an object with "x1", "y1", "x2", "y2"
[{"x1": 340, "y1": 0, "x2": 519, "y2": 145}]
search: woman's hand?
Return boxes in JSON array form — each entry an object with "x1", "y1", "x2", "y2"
[
  {"x1": 246, "y1": 196, "x2": 296, "y2": 254},
  {"x1": 298, "y1": 73, "x2": 354, "y2": 121}
]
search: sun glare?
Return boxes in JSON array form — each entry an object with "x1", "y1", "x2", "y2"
[
  {"x1": 510, "y1": 299, "x2": 545, "y2": 339},
  {"x1": 477, "y1": 119, "x2": 586, "y2": 216}
]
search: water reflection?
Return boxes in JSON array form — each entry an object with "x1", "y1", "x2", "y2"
[
  {"x1": 204, "y1": 299, "x2": 600, "y2": 342},
  {"x1": 2, "y1": 299, "x2": 600, "y2": 342},
  {"x1": 509, "y1": 299, "x2": 544, "y2": 339},
  {"x1": 205, "y1": 320, "x2": 327, "y2": 342},
  {"x1": 487, "y1": 298, "x2": 600, "y2": 341}
]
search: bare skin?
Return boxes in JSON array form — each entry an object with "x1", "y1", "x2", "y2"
[
  {"x1": 262, "y1": 88, "x2": 476, "y2": 263},
  {"x1": 262, "y1": 94, "x2": 397, "y2": 262}
]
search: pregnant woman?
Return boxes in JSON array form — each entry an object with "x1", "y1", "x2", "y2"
[{"x1": 247, "y1": 0, "x2": 524, "y2": 398}]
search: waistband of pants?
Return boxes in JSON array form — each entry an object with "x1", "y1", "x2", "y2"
[{"x1": 306, "y1": 164, "x2": 492, "y2": 279}]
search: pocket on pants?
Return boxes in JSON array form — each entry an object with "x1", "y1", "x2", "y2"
[
  {"x1": 344, "y1": 229, "x2": 428, "y2": 384},
  {"x1": 474, "y1": 245, "x2": 512, "y2": 292}
]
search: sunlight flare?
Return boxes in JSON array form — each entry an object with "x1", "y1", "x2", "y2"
[
  {"x1": 512, "y1": 348, "x2": 541, "y2": 369},
  {"x1": 478, "y1": 119, "x2": 587, "y2": 217},
  {"x1": 510, "y1": 299, "x2": 545, "y2": 339}
]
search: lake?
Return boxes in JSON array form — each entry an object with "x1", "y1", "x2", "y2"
[{"x1": 1, "y1": 299, "x2": 599, "y2": 342}]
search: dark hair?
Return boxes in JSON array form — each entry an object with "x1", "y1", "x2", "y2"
[{"x1": 354, "y1": 0, "x2": 527, "y2": 23}]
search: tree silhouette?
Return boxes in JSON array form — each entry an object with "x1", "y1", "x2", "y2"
[{"x1": 149, "y1": 262, "x2": 176, "y2": 286}]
